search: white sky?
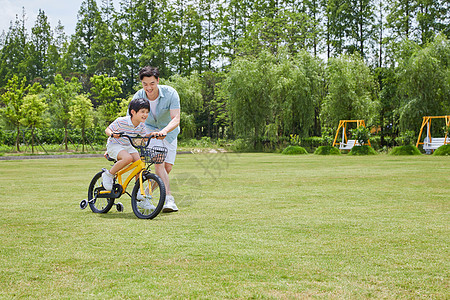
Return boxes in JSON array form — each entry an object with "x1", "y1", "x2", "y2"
[{"x1": 0, "y1": 0, "x2": 119, "y2": 36}]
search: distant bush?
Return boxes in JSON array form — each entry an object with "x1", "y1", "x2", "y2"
[
  {"x1": 389, "y1": 145, "x2": 422, "y2": 155},
  {"x1": 314, "y1": 146, "x2": 341, "y2": 155},
  {"x1": 282, "y1": 145, "x2": 308, "y2": 155},
  {"x1": 348, "y1": 145, "x2": 377, "y2": 155},
  {"x1": 433, "y1": 144, "x2": 450, "y2": 156},
  {"x1": 229, "y1": 138, "x2": 254, "y2": 152}
]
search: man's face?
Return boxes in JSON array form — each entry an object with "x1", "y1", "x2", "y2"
[{"x1": 141, "y1": 76, "x2": 159, "y2": 100}]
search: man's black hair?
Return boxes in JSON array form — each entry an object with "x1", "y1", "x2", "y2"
[
  {"x1": 139, "y1": 66, "x2": 160, "y2": 81},
  {"x1": 128, "y1": 98, "x2": 150, "y2": 116}
]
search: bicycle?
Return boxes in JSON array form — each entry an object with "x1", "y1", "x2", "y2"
[{"x1": 80, "y1": 133, "x2": 167, "y2": 219}]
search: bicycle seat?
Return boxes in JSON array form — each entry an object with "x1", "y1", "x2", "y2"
[{"x1": 105, "y1": 153, "x2": 116, "y2": 162}]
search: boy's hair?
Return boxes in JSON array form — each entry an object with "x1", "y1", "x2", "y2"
[
  {"x1": 139, "y1": 66, "x2": 160, "y2": 81},
  {"x1": 128, "y1": 98, "x2": 150, "y2": 116}
]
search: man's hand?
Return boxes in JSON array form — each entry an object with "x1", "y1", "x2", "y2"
[{"x1": 149, "y1": 131, "x2": 167, "y2": 140}]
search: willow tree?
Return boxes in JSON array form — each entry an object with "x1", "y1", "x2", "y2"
[
  {"x1": 321, "y1": 53, "x2": 379, "y2": 129},
  {"x1": 225, "y1": 51, "x2": 275, "y2": 148},
  {"x1": 397, "y1": 34, "x2": 450, "y2": 131}
]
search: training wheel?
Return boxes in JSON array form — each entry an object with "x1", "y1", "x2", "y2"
[
  {"x1": 80, "y1": 199, "x2": 88, "y2": 210},
  {"x1": 116, "y1": 202, "x2": 124, "y2": 212}
]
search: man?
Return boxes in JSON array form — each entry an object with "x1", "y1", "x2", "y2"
[{"x1": 132, "y1": 66, "x2": 180, "y2": 212}]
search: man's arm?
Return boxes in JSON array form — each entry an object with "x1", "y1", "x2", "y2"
[{"x1": 158, "y1": 108, "x2": 180, "y2": 137}]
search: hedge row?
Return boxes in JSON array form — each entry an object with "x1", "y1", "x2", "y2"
[{"x1": 0, "y1": 127, "x2": 107, "y2": 146}]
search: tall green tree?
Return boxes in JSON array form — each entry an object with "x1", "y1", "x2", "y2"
[
  {"x1": 88, "y1": 0, "x2": 117, "y2": 76},
  {"x1": 73, "y1": 0, "x2": 102, "y2": 75},
  {"x1": 45, "y1": 21, "x2": 67, "y2": 83},
  {"x1": 0, "y1": 9, "x2": 28, "y2": 86},
  {"x1": 28, "y1": 9, "x2": 53, "y2": 83},
  {"x1": 44, "y1": 74, "x2": 82, "y2": 150}
]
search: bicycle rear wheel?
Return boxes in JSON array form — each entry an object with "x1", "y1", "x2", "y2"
[
  {"x1": 88, "y1": 171, "x2": 114, "y2": 213},
  {"x1": 131, "y1": 172, "x2": 166, "y2": 219}
]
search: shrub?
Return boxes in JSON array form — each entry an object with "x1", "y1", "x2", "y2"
[
  {"x1": 433, "y1": 144, "x2": 450, "y2": 156},
  {"x1": 314, "y1": 145, "x2": 341, "y2": 155},
  {"x1": 350, "y1": 126, "x2": 370, "y2": 145},
  {"x1": 348, "y1": 145, "x2": 377, "y2": 155},
  {"x1": 281, "y1": 145, "x2": 308, "y2": 155},
  {"x1": 395, "y1": 130, "x2": 416, "y2": 146},
  {"x1": 389, "y1": 145, "x2": 422, "y2": 155}
]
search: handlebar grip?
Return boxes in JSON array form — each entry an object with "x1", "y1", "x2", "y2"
[{"x1": 111, "y1": 132, "x2": 124, "y2": 137}]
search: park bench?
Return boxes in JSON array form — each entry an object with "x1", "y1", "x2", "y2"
[
  {"x1": 339, "y1": 139, "x2": 357, "y2": 150},
  {"x1": 423, "y1": 137, "x2": 450, "y2": 150}
]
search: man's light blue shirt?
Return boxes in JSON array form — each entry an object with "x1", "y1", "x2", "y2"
[{"x1": 132, "y1": 85, "x2": 180, "y2": 143}]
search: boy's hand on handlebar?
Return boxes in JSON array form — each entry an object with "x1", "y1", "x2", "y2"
[{"x1": 110, "y1": 132, "x2": 123, "y2": 138}]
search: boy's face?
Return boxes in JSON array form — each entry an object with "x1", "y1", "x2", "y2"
[{"x1": 131, "y1": 108, "x2": 149, "y2": 123}]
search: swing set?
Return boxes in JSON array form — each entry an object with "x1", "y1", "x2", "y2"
[
  {"x1": 332, "y1": 120, "x2": 371, "y2": 150},
  {"x1": 415, "y1": 116, "x2": 450, "y2": 152}
]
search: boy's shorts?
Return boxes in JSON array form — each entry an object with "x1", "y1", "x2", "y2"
[
  {"x1": 149, "y1": 138, "x2": 177, "y2": 165},
  {"x1": 106, "y1": 143, "x2": 138, "y2": 160}
]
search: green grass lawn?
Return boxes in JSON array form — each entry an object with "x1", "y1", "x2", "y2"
[{"x1": 0, "y1": 153, "x2": 448, "y2": 299}]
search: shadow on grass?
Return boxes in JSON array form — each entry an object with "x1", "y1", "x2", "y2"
[{"x1": 97, "y1": 211, "x2": 170, "y2": 221}]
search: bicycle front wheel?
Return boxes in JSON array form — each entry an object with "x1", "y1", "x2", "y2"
[
  {"x1": 88, "y1": 171, "x2": 114, "y2": 213},
  {"x1": 131, "y1": 172, "x2": 166, "y2": 219}
]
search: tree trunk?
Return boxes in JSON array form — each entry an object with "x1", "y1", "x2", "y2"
[{"x1": 15, "y1": 126, "x2": 21, "y2": 152}]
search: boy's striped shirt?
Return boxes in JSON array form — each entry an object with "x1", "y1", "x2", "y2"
[{"x1": 107, "y1": 116, "x2": 148, "y2": 145}]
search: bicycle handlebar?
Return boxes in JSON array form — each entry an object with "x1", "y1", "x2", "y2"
[{"x1": 112, "y1": 132, "x2": 166, "y2": 149}]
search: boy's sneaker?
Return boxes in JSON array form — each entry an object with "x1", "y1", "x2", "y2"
[
  {"x1": 163, "y1": 195, "x2": 178, "y2": 213},
  {"x1": 102, "y1": 169, "x2": 114, "y2": 191}
]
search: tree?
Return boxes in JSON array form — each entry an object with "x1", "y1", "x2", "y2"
[
  {"x1": 0, "y1": 76, "x2": 42, "y2": 151},
  {"x1": 44, "y1": 74, "x2": 82, "y2": 150},
  {"x1": 20, "y1": 94, "x2": 48, "y2": 153},
  {"x1": 321, "y1": 54, "x2": 379, "y2": 129},
  {"x1": 275, "y1": 50, "x2": 324, "y2": 137},
  {"x1": 225, "y1": 51, "x2": 275, "y2": 147},
  {"x1": 162, "y1": 72, "x2": 203, "y2": 138},
  {"x1": 28, "y1": 9, "x2": 52, "y2": 83},
  {"x1": 397, "y1": 34, "x2": 450, "y2": 131},
  {"x1": 88, "y1": 0, "x2": 117, "y2": 76},
  {"x1": 90, "y1": 74, "x2": 123, "y2": 125},
  {"x1": 0, "y1": 9, "x2": 28, "y2": 87},
  {"x1": 70, "y1": 94, "x2": 94, "y2": 152},
  {"x1": 73, "y1": 0, "x2": 102, "y2": 75}
]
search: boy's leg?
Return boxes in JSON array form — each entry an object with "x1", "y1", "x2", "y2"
[
  {"x1": 131, "y1": 152, "x2": 141, "y2": 162},
  {"x1": 110, "y1": 150, "x2": 133, "y2": 174}
]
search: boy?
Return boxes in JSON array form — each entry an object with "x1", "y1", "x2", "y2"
[{"x1": 102, "y1": 98, "x2": 150, "y2": 194}]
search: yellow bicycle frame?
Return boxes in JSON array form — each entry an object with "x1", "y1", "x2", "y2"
[{"x1": 99, "y1": 158, "x2": 150, "y2": 197}]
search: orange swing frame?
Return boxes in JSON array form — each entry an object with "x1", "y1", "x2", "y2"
[
  {"x1": 332, "y1": 120, "x2": 371, "y2": 148},
  {"x1": 415, "y1": 116, "x2": 450, "y2": 149}
]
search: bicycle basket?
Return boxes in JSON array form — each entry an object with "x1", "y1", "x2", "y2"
[{"x1": 141, "y1": 146, "x2": 168, "y2": 164}]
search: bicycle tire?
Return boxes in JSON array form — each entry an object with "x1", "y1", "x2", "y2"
[
  {"x1": 131, "y1": 172, "x2": 166, "y2": 219},
  {"x1": 88, "y1": 171, "x2": 115, "y2": 213}
]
